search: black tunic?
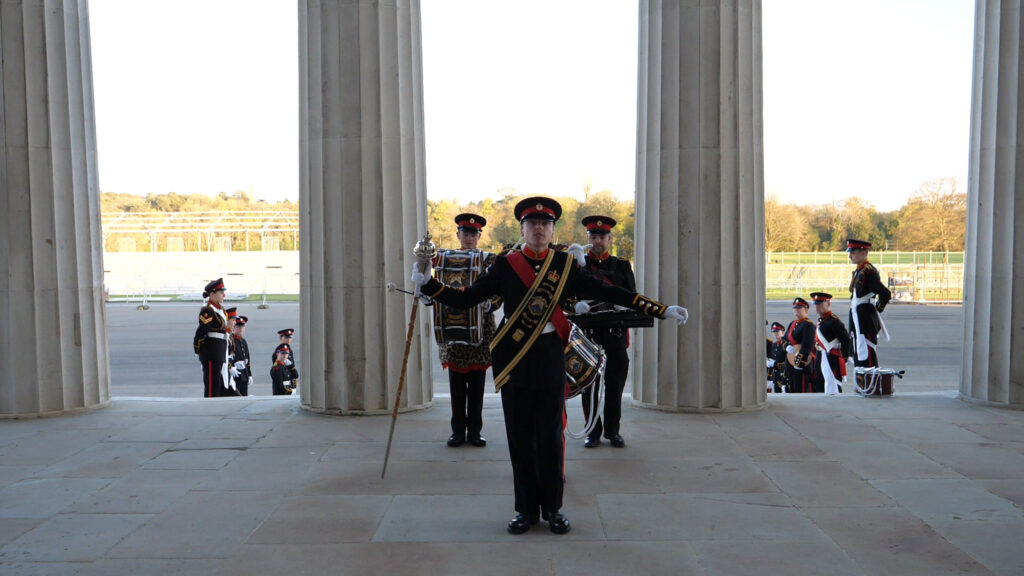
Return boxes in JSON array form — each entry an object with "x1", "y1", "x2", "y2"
[
  {"x1": 232, "y1": 336, "x2": 252, "y2": 396},
  {"x1": 785, "y1": 318, "x2": 817, "y2": 393},
  {"x1": 849, "y1": 261, "x2": 891, "y2": 335}
]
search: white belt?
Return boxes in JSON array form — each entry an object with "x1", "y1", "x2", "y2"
[
  {"x1": 541, "y1": 322, "x2": 556, "y2": 334},
  {"x1": 205, "y1": 332, "x2": 228, "y2": 340}
]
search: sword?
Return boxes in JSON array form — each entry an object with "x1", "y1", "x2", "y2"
[{"x1": 381, "y1": 233, "x2": 436, "y2": 479}]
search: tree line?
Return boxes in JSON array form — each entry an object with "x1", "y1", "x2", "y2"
[
  {"x1": 766, "y1": 177, "x2": 966, "y2": 252},
  {"x1": 100, "y1": 176, "x2": 967, "y2": 255}
]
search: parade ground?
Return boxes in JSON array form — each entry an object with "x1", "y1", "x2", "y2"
[
  {"x1": 107, "y1": 300, "x2": 963, "y2": 398},
  {"x1": 2, "y1": 302, "x2": 1022, "y2": 575}
]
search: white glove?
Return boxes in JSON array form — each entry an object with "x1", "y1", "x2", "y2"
[
  {"x1": 248, "y1": 376, "x2": 253, "y2": 387},
  {"x1": 767, "y1": 358, "x2": 776, "y2": 369},
  {"x1": 229, "y1": 366, "x2": 240, "y2": 378},
  {"x1": 410, "y1": 261, "x2": 430, "y2": 289},
  {"x1": 785, "y1": 345, "x2": 795, "y2": 355},
  {"x1": 234, "y1": 361, "x2": 246, "y2": 371},
  {"x1": 566, "y1": 243, "x2": 587, "y2": 267},
  {"x1": 226, "y1": 377, "x2": 237, "y2": 390},
  {"x1": 574, "y1": 301, "x2": 591, "y2": 314},
  {"x1": 664, "y1": 305, "x2": 688, "y2": 325},
  {"x1": 481, "y1": 300, "x2": 492, "y2": 313},
  {"x1": 284, "y1": 358, "x2": 293, "y2": 367}
]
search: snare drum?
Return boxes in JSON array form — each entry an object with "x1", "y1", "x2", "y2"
[
  {"x1": 432, "y1": 249, "x2": 488, "y2": 345},
  {"x1": 855, "y1": 367, "x2": 900, "y2": 396},
  {"x1": 564, "y1": 323, "x2": 606, "y2": 399}
]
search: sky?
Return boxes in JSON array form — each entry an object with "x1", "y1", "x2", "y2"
[{"x1": 89, "y1": 0, "x2": 975, "y2": 212}]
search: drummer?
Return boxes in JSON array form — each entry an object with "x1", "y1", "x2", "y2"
[
  {"x1": 437, "y1": 213, "x2": 500, "y2": 447},
  {"x1": 574, "y1": 215, "x2": 637, "y2": 448},
  {"x1": 412, "y1": 196, "x2": 689, "y2": 536}
]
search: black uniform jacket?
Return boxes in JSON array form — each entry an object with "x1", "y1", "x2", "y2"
[
  {"x1": 584, "y1": 253, "x2": 636, "y2": 295},
  {"x1": 422, "y1": 248, "x2": 666, "y2": 379},
  {"x1": 817, "y1": 312, "x2": 852, "y2": 358},
  {"x1": 785, "y1": 318, "x2": 816, "y2": 368},
  {"x1": 193, "y1": 304, "x2": 229, "y2": 362},
  {"x1": 849, "y1": 262, "x2": 892, "y2": 334},
  {"x1": 232, "y1": 336, "x2": 251, "y2": 377}
]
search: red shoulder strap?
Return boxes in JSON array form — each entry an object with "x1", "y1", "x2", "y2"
[{"x1": 507, "y1": 252, "x2": 571, "y2": 344}]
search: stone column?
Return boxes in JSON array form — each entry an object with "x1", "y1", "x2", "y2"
[
  {"x1": 632, "y1": 0, "x2": 765, "y2": 411},
  {"x1": 299, "y1": 0, "x2": 432, "y2": 414},
  {"x1": 961, "y1": 0, "x2": 1024, "y2": 407},
  {"x1": 0, "y1": 0, "x2": 110, "y2": 417}
]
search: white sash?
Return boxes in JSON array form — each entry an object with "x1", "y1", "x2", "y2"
[
  {"x1": 850, "y1": 291, "x2": 890, "y2": 361},
  {"x1": 815, "y1": 327, "x2": 843, "y2": 395}
]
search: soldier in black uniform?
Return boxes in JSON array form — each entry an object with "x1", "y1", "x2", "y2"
[
  {"x1": 413, "y1": 196, "x2": 689, "y2": 536},
  {"x1": 437, "y1": 213, "x2": 499, "y2": 448},
  {"x1": 784, "y1": 297, "x2": 817, "y2": 393},
  {"x1": 574, "y1": 215, "x2": 636, "y2": 448},
  {"x1": 767, "y1": 321, "x2": 789, "y2": 393},
  {"x1": 846, "y1": 239, "x2": 892, "y2": 368},
  {"x1": 272, "y1": 328, "x2": 298, "y2": 393},
  {"x1": 232, "y1": 315, "x2": 253, "y2": 396},
  {"x1": 270, "y1": 346, "x2": 295, "y2": 395},
  {"x1": 193, "y1": 278, "x2": 236, "y2": 397},
  {"x1": 811, "y1": 292, "x2": 852, "y2": 395}
]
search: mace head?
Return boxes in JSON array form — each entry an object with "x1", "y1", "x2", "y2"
[{"x1": 413, "y1": 232, "x2": 436, "y2": 265}]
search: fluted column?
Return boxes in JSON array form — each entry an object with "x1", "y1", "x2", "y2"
[
  {"x1": 961, "y1": 0, "x2": 1024, "y2": 407},
  {"x1": 299, "y1": 0, "x2": 431, "y2": 414},
  {"x1": 0, "y1": 0, "x2": 110, "y2": 417},
  {"x1": 633, "y1": 0, "x2": 765, "y2": 411}
]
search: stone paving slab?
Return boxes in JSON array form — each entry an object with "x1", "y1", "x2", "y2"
[
  {"x1": 0, "y1": 513, "x2": 151, "y2": 562},
  {"x1": 0, "y1": 393, "x2": 1022, "y2": 575}
]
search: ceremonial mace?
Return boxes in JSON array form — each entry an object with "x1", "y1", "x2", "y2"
[{"x1": 381, "y1": 233, "x2": 436, "y2": 479}]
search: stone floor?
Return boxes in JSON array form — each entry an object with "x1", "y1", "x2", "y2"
[{"x1": 1, "y1": 392, "x2": 1022, "y2": 575}]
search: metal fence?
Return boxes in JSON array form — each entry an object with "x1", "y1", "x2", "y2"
[{"x1": 766, "y1": 252, "x2": 964, "y2": 303}]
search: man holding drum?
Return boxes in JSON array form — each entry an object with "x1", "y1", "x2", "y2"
[
  {"x1": 436, "y1": 213, "x2": 499, "y2": 447},
  {"x1": 412, "y1": 196, "x2": 688, "y2": 536}
]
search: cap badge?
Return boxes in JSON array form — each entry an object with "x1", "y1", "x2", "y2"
[
  {"x1": 535, "y1": 203, "x2": 543, "y2": 211},
  {"x1": 596, "y1": 220, "x2": 603, "y2": 227}
]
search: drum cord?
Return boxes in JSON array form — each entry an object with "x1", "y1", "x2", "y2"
[
  {"x1": 564, "y1": 363, "x2": 606, "y2": 440},
  {"x1": 856, "y1": 367, "x2": 881, "y2": 396}
]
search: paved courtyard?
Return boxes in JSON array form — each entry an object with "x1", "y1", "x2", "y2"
[{"x1": 1, "y1": 392, "x2": 1022, "y2": 575}]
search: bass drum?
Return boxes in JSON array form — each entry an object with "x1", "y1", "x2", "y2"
[{"x1": 432, "y1": 249, "x2": 487, "y2": 345}]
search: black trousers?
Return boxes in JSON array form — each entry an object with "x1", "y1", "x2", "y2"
[
  {"x1": 449, "y1": 369, "x2": 485, "y2": 439},
  {"x1": 853, "y1": 332, "x2": 879, "y2": 368},
  {"x1": 498, "y1": 332, "x2": 566, "y2": 518},
  {"x1": 786, "y1": 360, "x2": 817, "y2": 393},
  {"x1": 202, "y1": 360, "x2": 228, "y2": 397},
  {"x1": 581, "y1": 328, "x2": 629, "y2": 439},
  {"x1": 235, "y1": 370, "x2": 249, "y2": 396}
]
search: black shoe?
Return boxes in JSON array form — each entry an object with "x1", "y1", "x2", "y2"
[
  {"x1": 584, "y1": 436, "x2": 601, "y2": 448},
  {"x1": 446, "y1": 434, "x2": 465, "y2": 447},
  {"x1": 468, "y1": 435, "x2": 487, "y2": 447},
  {"x1": 507, "y1": 513, "x2": 539, "y2": 534},
  {"x1": 607, "y1": 434, "x2": 626, "y2": 448},
  {"x1": 542, "y1": 511, "x2": 571, "y2": 534}
]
